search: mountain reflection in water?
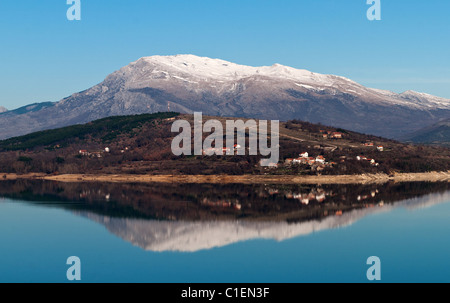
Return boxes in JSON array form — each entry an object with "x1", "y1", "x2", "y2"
[{"x1": 0, "y1": 180, "x2": 448, "y2": 252}]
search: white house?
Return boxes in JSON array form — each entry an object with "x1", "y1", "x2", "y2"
[{"x1": 315, "y1": 155, "x2": 326, "y2": 164}]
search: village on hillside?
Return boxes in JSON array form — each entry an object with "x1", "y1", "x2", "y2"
[
  {"x1": 75, "y1": 126, "x2": 387, "y2": 174},
  {"x1": 268, "y1": 127, "x2": 386, "y2": 172},
  {"x1": 282, "y1": 148, "x2": 382, "y2": 172}
]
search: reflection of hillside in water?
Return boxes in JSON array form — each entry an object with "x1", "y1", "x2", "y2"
[
  {"x1": 0, "y1": 180, "x2": 449, "y2": 252},
  {"x1": 77, "y1": 190, "x2": 450, "y2": 252}
]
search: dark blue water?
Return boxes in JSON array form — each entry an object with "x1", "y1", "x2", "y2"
[{"x1": 0, "y1": 182, "x2": 449, "y2": 283}]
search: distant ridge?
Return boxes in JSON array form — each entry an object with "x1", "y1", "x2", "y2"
[
  {"x1": 403, "y1": 118, "x2": 450, "y2": 147},
  {"x1": 0, "y1": 102, "x2": 54, "y2": 116}
]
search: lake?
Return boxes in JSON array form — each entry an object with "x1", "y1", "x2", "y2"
[{"x1": 0, "y1": 180, "x2": 449, "y2": 283}]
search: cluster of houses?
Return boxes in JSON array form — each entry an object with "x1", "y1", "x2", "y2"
[
  {"x1": 202, "y1": 144, "x2": 242, "y2": 156},
  {"x1": 356, "y1": 155, "x2": 380, "y2": 166},
  {"x1": 78, "y1": 146, "x2": 133, "y2": 158},
  {"x1": 285, "y1": 152, "x2": 335, "y2": 169},
  {"x1": 364, "y1": 142, "x2": 384, "y2": 152},
  {"x1": 78, "y1": 147, "x2": 110, "y2": 158},
  {"x1": 320, "y1": 130, "x2": 343, "y2": 139},
  {"x1": 281, "y1": 150, "x2": 383, "y2": 170}
]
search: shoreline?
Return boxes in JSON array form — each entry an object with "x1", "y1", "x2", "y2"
[{"x1": 1, "y1": 171, "x2": 449, "y2": 184}]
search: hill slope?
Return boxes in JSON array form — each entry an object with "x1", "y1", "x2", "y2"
[
  {"x1": 0, "y1": 113, "x2": 448, "y2": 176},
  {"x1": 0, "y1": 112, "x2": 178, "y2": 151},
  {"x1": 403, "y1": 118, "x2": 450, "y2": 147}
]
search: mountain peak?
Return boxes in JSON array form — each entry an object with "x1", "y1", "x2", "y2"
[{"x1": 0, "y1": 106, "x2": 8, "y2": 113}]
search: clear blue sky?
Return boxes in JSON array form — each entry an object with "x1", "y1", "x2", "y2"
[{"x1": 1, "y1": 0, "x2": 449, "y2": 110}]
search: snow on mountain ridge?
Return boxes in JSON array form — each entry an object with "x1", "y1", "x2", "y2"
[
  {"x1": 138, "y1": 54, "x2": 338, "y2": 85},
  {"x1": 398, "y1": 90, "x2": 450, "y2": 108}
]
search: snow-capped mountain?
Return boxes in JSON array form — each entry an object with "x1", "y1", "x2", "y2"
[
  {"x1": 0, "y1": 106, "x2": 7, "y2": 113},
  {"x1": 0, "y1": 54, "x2": 449, "y2": 139}
]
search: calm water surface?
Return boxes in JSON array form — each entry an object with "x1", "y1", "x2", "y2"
[{"x1": 0, "y1": 180, "x2": 449, "y2": 282}]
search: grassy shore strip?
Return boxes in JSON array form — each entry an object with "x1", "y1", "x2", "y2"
[{"x1": 1, "y1": 171, "x2": 449, "y2": 184}]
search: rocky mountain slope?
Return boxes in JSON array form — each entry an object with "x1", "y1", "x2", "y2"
[{"x1": 1, "y1": 55, "x2": 449, "y2": 140}]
